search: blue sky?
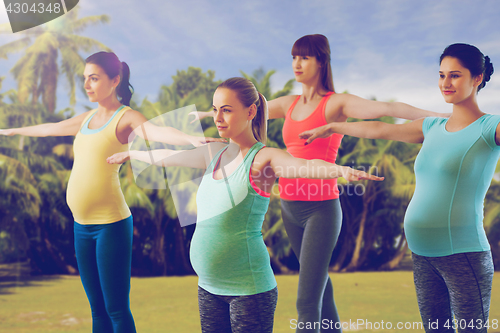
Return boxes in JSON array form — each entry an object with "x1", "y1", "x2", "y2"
[{"x1": 0, "y1": 0, "x2": 499, "y2": 115}]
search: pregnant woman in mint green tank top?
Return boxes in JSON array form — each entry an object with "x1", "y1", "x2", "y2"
[
  {"x1": 300, "y1": 44, "x2": 497, "y2": 333},
  {"x1": 108, "y1": 77, "x2": 383, "y2": 333}
]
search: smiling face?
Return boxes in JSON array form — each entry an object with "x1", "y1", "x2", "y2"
[
  {"x1": 83, "y1": 63, "x2": 120, "y2": 104},
  {"x1": 292, "y1": 55, "x2": 322, "y2": 84},
  {"x1": 439, "y1": 56, "x2": 483, "y2": 105},
  {"x1": 212, "y1": 88, "x2": 255, "y2": 140}
]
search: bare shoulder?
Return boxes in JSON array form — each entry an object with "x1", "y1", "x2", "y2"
[
  {"x1": 325, "y1": 93, "x2": 351, "y2": 122},
  {"x1": 121, "y1": 108, "x2": 146, "y2": 122},
  {"x1": 118, "y1": 109, "x2": 148, "y2": 130},
  {"x1": 254, "y1": 146, "x2": 287, "y2": 163},
  {"x1": 67, "y1": 109, "x2": 94, "y2": 123},
  {"x1": 269, "y1": 95, "x2": 299, "y2": 119},
  {"x1": 275, "y1": 94, "x2": 299, "y2": 108}
]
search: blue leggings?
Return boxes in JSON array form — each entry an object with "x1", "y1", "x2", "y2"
[
  {"x1": 281, "y1": 199, "x2": 342, "y2": 333},
  {"x1": 74, "y1": 216, "x2": 136, "y2": 333}
]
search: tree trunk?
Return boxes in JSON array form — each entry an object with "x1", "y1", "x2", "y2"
[
  {"x1": 173, "y1": 221, "x2": 194, "y2": 275},
  {"x1": 151, "y1": 209, "x2": 168, "y2": 275},
  {"x1": 379, "y1": 236, "x2": 408, "y2": 271},
  {"x1": 341, "y1": 202, "x2": 369, "y2": 272}
]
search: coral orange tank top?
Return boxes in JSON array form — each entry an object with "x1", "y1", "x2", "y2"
[{"x1": 280, "y1": 92, "x2": 343, "y2": 201}]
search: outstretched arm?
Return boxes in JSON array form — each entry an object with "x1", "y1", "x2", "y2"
[
  {"x1": 124, "y1": 110, "x2": 225, "y2": 146},
  {"x1": 107, "y1": 142, "x2": 228, "y2": 169},
  {"x1": 300, "y1": 118, "x2": 425, "y2": 145},
  {"x1": 0, "y1": 111, "x2": 91, "y2": 137},
  {"x1": 259, "y1": 148, "x2": 383, "y2": 182},
  {"x1": 335, "y1": 93, "x2": 447, "y2": 121}
]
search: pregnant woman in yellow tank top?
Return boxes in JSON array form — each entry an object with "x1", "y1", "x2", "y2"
[{"x1": 0, "y1": 51, "x2": 222, "y2": 332}]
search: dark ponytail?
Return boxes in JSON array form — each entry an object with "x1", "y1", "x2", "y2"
[
  {"x1": 118, "y1": 61, "x2": 133, "y2": 106},
  {"x1": 218, "y1": 77, "x2": 268, "y2": 144},
  {"x1": 440, "y1": 43, "x2": 494, "y2": 93},
  {"x1": 85, "y1": 52, "x2": 134, "y2": 105}
]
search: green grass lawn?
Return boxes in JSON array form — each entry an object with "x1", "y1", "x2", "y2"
[{"x1": 0, "y1": 272, "x2": 499, "y2": 332}]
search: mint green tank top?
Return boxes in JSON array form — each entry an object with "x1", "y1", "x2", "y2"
[
  {"x1": 405, "y1": 115, "x2": 500, "y2": 257},
  {"x1": 190, "y1": 142, "x2": 277, "y2": 296}
]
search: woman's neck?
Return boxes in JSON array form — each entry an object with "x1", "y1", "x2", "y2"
[
  {"x1": 97, "y1": 95, "x2": 122, "y2": 114},
  {"x1": 229, "y1": 129, "x2": 258, "y2": 151},
  {"x1": 450, "y1": 94, "x2": 484, "y2": 122},
  {"x1": 300, "y1": 82, "x2": 327, "y2": 103}
]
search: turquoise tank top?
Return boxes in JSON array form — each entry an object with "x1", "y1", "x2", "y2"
[
  {"x1": 189, "y1": 142, "x2": 277, "y2": 296},
  {"x1": 404, "y1": 115, "x2": 500, "y2": 257}
]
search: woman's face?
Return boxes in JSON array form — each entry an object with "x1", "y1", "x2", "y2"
[
  {"x1": 83, "y1": 63, "x2": 120, "y2": 104},
  {"x1": 212, "y1": 88, "x2": 255, "y2": 139},
  {"x1": 292, "y1": 55, "x2": 322, "y2": 84},
  {"x1": 439, "y1": 56, "x2": 482, "y2": 105}
]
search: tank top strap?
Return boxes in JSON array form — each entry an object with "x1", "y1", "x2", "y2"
[
  {"x1": 285, "y1": 95, "x2": 301, "y2": 119},
  {"x1": 106, "y1": 105, "x2": 130, "y2": 133},
  {"x1": 79, "y1": 110, "x2": 98, "y2": 131},
  {"x1": 206, "y1": 145, "x2": 229, "y2": 174},
  {"x1": 242, "y1": 142, "x2": 265, "y2": 174},
  {"x1": 79, "y1": 105, "x2": 129, "y2": 135},
  {"x1": 285, "y1": 92, "x2": 335, "y2": 120},
  {"x1": 318, "y1": 91, "x2": 334, "y2": 110}
]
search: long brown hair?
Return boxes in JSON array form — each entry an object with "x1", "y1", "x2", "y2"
[
  {"x1": 291, "y1": 34, "x2": 335, "y2": 93},
  {"x1": 218, "y1": 77, "x2": 268, "y2": 144}
]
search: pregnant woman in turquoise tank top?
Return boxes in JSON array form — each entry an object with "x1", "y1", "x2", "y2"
[
  {"x1": 301, "y1": 44, "x2": 497, "y2": 332},
  {"x1": 108, "y1": 77, "x2": 384, "y2": 333}
]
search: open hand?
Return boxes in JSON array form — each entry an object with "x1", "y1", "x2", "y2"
[
  {"x1": 188, "y1": 111, "x2": 212, "y2": 124},
  {"x1": 299, "y1": 124, "x2": 335, "y2": 145},
  {"x1": 0, "y1": 129, "x2": 15, "y2": 136},
  {"x1": 188, "y1": 136, "x2": 227, "y2": 147},
  {"x1": 107, "y1": 151, "x2": 131, "y2": 164},
  {"x1": 341, "y1": 166, "x2": 384, "y2": 182}
]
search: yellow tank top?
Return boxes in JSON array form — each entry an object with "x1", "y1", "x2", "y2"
[{"x1": 66, "y1": 106, "x2": 131, "y2": 224}]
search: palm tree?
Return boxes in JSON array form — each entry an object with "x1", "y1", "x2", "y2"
[
  {"x1": 0, "y1": 7, "x2": 110, "y2": 114},
  {"x1": 0, "y1": 154, "x2": 40, "y2": 263},
  {"x1": 337, "y1": 119, "x2": 419, "y2": 272},
  {"x1": 240, "y1": 68, "x2": 295, "y2": 101}
]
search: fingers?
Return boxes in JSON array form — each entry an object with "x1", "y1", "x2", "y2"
[
  {"x1": 362, "y1": 174, "x2": 384, "y2": 181},
  {"x1": 342, "y1": 168, "x2": 384, "y2": 182},
  {"x1": 354, "y1": 171, "x2": 384, "y2": 181},
  {"x1": 298, "y1": 130, "x2": 312, "y2": 140},
  {"x1": 204, "y1": 137, "x2": 227, "y2": 143},
  {"x1": 188, "y1": 111, "x2": 199, "y2": 124},
  {"x1": 106, "y1": 152, "x2": 128, "y2": 164},
  {"x1": 299, "y1": 130, "x2": 316, "y2": 145}
]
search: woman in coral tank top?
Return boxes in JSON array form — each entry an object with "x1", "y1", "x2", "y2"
[{"x1": 268, "y1": 34, "x2": 445, "y2": 333}]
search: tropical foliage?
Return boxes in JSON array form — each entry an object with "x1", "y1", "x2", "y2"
[{"x1": 1, "y1": 21, "x2": 500, "y2": 274}]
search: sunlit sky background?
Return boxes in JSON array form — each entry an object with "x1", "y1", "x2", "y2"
[{"x1": 0, "y1": 0, "x2": 499, "y2": 115}]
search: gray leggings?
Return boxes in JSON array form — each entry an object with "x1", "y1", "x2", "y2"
[
  {"x1": 198, "y1": 286, "x2": 278, "y2": 333},
  {"x1": 412, "y1": 251, "x2": 494, "y2": 333},
  {"x1": 281, "y1": 199, "x2": 342, "y2": 333}
]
